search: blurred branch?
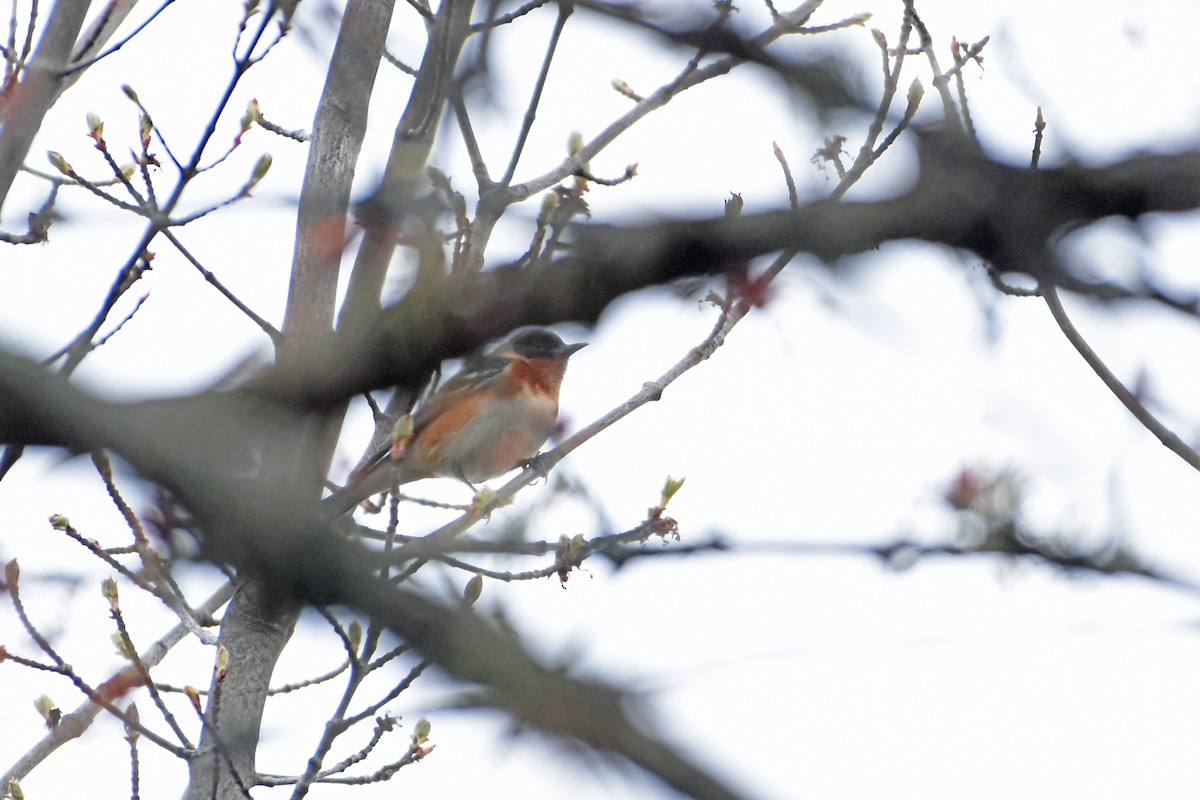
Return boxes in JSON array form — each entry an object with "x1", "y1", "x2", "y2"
[
  {"x1": 337, "y1": 0, "x2": 474, "y2": 339},
  {"x1": 7, "y1": 136, "x2": 1200, "y2": 444},
  {"x1": 595, "y1": 532, "x2": 1200, "y2": 595},
  {"x1": 597, "y1": 467, "x2": 1199, "y2": 595},
  {"x1": 0, "y1": 340, "x2": 749, "y2": 799},
  {"x1": 315, "y1": 134, "x2": 1200, "y2": 408},
  {"x1": 5, "y1": 0, "x2": 1200, "y2": 790}
]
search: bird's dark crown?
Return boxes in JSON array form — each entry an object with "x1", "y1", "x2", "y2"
[{"x1": 508, "y1": 328, "x2": 585, "y2": 358}]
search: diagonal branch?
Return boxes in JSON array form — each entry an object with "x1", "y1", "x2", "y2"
[
  {"x1": 1041, "y1": 284, "x2": 1200, "y2": 472},
  {"x1": 0, "y1": 0, "x2": 91, "y2": 213}
]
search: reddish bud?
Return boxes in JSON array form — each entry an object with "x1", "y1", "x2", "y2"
[{"x1": 944, "y1": 468, "x2": 980, "y2": 510}]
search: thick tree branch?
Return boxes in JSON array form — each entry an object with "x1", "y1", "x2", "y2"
[
  {"x1": 0, "y1": 346, "x2": 750, "y2": 800},
  {"x1": 5, "y1": 138, "x2": 1200, "y2": 443},
  {"x1": 7, "y1": 131, "x2": 1200, "y2": 799},
  {"x1": 337, "y1": 0, "x2": 475, "y2": 340},
  {"x1": 0, "y1": 0, "x2": 91, "y2": 213},
  {"x1": 282, "y1": 0, "x2": 395, "y2": 349},
  {"x1": 247, "y1": 135, "x2": 1200, "y2": 413}
]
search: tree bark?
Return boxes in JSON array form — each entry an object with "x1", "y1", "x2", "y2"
[{"x1": 181, "y1": 582, "x2": 299, "y2": 800}]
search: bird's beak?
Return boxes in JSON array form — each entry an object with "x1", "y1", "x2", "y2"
[{"x1": 562, "y1": 342, "x2": 587, "y2": 357}]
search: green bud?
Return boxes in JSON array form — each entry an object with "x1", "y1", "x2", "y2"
[
  {"x1": 139, "y1": 113, "x2": 153, "y2": 149},
  {"x1": 33, "y1": 694, "x2": 55, "y2": 716},
  {"x1": 101, "y1": 576, "x2": 119, "y2": 609},
  {"x1": 463, "y1": 574, "x2": 483, "y2": 607},
  {"x1": 124, "y1": 702, "x2": 140, "y2": 742},
  {"x1": 46, "y1": 152, "x2": 74, "y2": 177},
  {"x1": 250, "y1": 152, "x2": 272, "y2": 182},
  {"x1": 112, "y1": 632, "x2": 136, "y2": 661},
  {"x1": 660, "y1": 476, "x2": 685, "y2": 508},
  {"x1": 907, "y1": 78, "x2": 924, "y2": 109},
  {"x1": 34, "y1": 694, "x2": 61, "y2": 728}
]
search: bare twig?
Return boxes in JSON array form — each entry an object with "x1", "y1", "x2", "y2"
[
  {"x1": 1031, "y1": 106, "x2": 1045, "y2": 169},
  {"x1": 470, "y1": 0, "x2": 550, "y2": 30},
  {"x1": 1041, "y1": 284, "x2": 1200, "y2": 472},
  {"x1": 61, "y1": 0, "x2": 175, "y2": 79},
  {"x1": 1, "y1": 573, "x2": 225, "y2": 787},
  {"x1": 110, "y1": 598, "x2": 195, "y2": 749},
  {"x1": 499, "y1": 3, "x2": 572, "y2": 187},
  {"x1": 830, "y1": 11, "x2": 912, "y2": 199},
  {"x1": 905, "y1": 0, "x2": 961, "y2": 131}
]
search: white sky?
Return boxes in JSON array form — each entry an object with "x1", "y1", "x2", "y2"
[{"x1": 3, "y1": 1, "x2": 1200, "y2": 798}]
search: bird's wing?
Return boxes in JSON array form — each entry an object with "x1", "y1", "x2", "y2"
[{"x1": 346, "y1": 351, "x2": 512, "y2": 482}]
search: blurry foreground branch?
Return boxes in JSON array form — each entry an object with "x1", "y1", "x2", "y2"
[{"x1": 4, "y1": 129, "x2": 1200, "y2": 798}]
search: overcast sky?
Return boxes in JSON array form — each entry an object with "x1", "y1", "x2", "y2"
[{"x1": 3, "y1": 1, "x2": 1200, "y2": 798}]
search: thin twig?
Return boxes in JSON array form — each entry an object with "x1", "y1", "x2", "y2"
[
  {"x1": 499, "y1": 2, "x2": 571, "y2": 186},
  {"x1": 110, "y1": 601, "x2": 194, "y2": 749},
  {"x1": 60, "y1": 0, "x2": 176, "y2": 77},
  {"x1": 831, "y1": 11, "x2": 912, "y2": 200},
  {"x1": 1030, "y1": 106, "x2": 1045, "y2": 169},
  {"x1": 470, "y1": 0, "x2": 550, "y2": 30},
  {"x1": 905, "y1": 0, "x2": 961, "y2": 131},
  {"x1": 160, "y1": 229, "x2": 281, "y2": 341},
  {"x1": 1041, "y1": 284, "x2": 1200, "y2": 473}
]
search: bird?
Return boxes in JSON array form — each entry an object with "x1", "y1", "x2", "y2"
[{"x1": 324, "y1": 328, "x2": 586, "y2": 517}]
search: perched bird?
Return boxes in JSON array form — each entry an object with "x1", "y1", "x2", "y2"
[{"x1": 325, "y1": 328, "x2": 586, "y2": 516}]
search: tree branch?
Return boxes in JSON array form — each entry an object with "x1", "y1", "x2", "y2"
[{"x1": 0, "y1": 0, "x2": 91, "y2": 213}]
